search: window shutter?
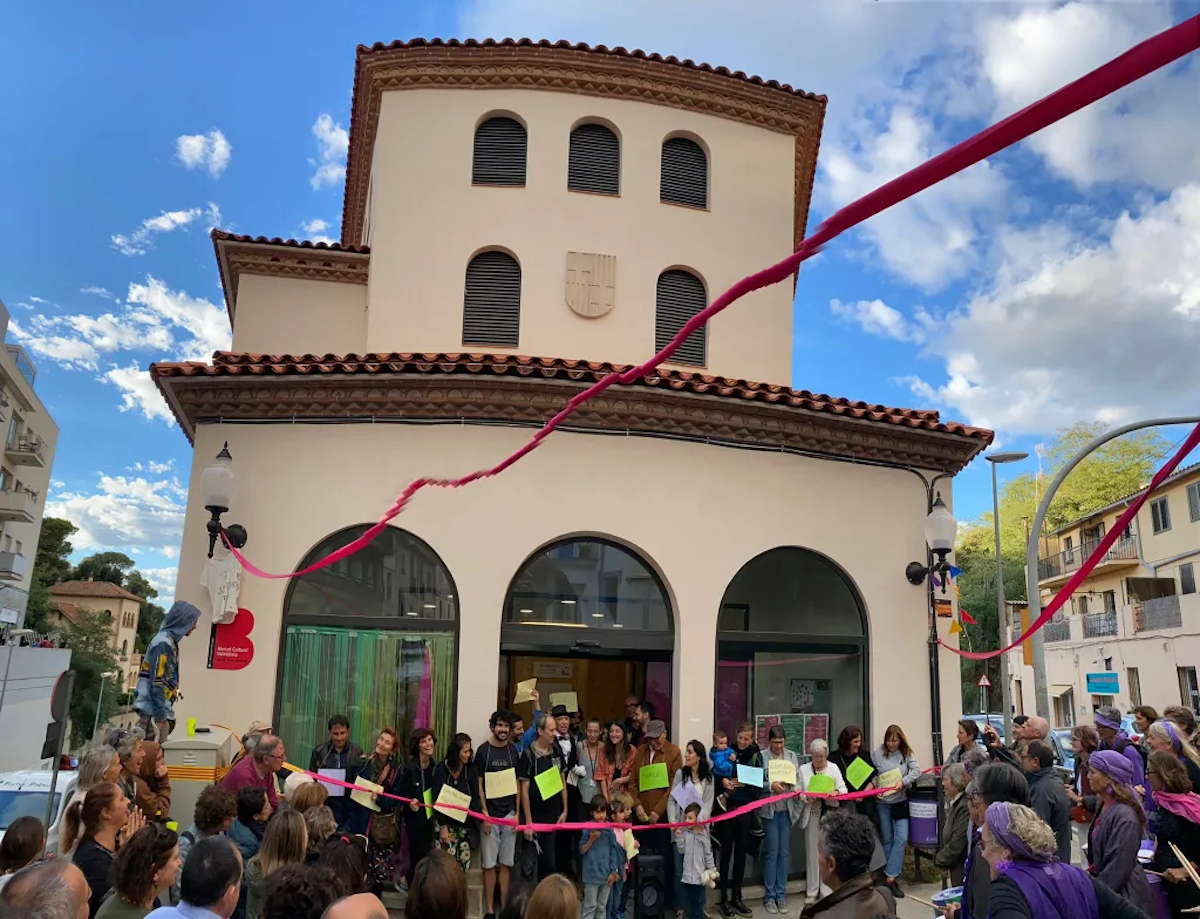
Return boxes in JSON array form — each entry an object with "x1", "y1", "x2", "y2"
[
  {"x1": 1189, "y1": 483, "x2": 1200, "y2": 522},
  {"x1": 655, "y1": 269, "x2": 707, "y2": 366},
  {"x1": 660, "y1": 137, "x2": 708, "y2": 208},
  {"x1": 473, "y1": 117, "x2": 527, "y2": 187},
  {"x1": 567, "y1": 124, "x2": 619, "y2": 195},
  {"x1": 463, "y1": 251, "x2": 521, "y2": 347}
]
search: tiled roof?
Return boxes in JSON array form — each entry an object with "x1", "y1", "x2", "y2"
[
  {"x1": 150, "y1": 351, "x2": 992, "y2": 441},
  {"x1": 49, "y1": 580, "x2": 143, "y2": 602},
  {"x1": 50, "y1": 601, "x2": 80, "y2": 625},
  {"x1": 210, "y1": 229, "x2": 370, "y2": 255}
]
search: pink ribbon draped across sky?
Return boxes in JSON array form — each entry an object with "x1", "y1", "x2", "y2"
[{"x1": 226, "y1": 15, "x2": 1200, "y2": 589}]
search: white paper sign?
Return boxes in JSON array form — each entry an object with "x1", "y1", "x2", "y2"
[{"x1": 317, "y1": 768, "x2": 347, "y2": 797}]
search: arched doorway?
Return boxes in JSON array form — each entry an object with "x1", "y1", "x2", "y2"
[
  {"x1": 715, "y1": 547, "x2": 868, "y2": 883},
  {"x1": 500, "y1": 537, "x2": 674, "y2": 733},
  {"x1": 275, "y1": 524, "x2": 459, "y2": 757}
]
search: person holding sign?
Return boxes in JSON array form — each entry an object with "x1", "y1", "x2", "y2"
[
  {"x1": 630, "y1": 720, "x2": 682, "y2": 914},
  {"x1": 870, "y1": 724, "x2": 921, "y2": 900},
  {"x1": 433, "y1": 733, "x2": 479, "y2": 872},
  {"x1": 668, "y1": 741, "x2": 716, "y2": 912},
  {"x1": 715, "y1": 722, "x2": 764, "y2": 919},
  {"x1": 797, "y1": 738, "x2": 846, "y2": 906},
  {"x1": 398, "y1": 728, "x2": 439, "y2": 887},
  {"x1": 348, "y1": 728, "x2": 401, "y2": 894},
  {"x1": 476, "y1": 711, "x2": 522, "y2": 919},
  {"x1": 760, "y1": 725, "x2": 804, "y2": 913},
  {"x1": 518, "y1": 713, "x2": 569, "y2": 881}
]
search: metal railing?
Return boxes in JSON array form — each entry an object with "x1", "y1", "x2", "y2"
[
  {"x1": 1134, "y1": 595, "x2": 1182, "y2": 632},
  {"x1": 1082, "y1": 610, "x2": 1119, "y2": 638},
  {"x1": 1044, "y1": 614, "x2": 1071, "y2": 643},
  {"x1": 1037, "y1": 536, "x2": 1139, "y2": 581}
]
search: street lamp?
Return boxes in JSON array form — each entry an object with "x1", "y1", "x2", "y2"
[
  {"x1": 201, "y1": 442, "x2": 248, "y2": 558},
  {"x1": 92, "y1": 670, "x2": 120, "y2": 741},
  {"x1": 0, "y1": 629, "x2": 34, "y2": 721},
  {"x1": 986, "y1": 451, "x2": 1029, "y2": 743}
]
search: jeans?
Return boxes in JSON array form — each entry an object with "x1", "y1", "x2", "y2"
[
  {"x1": 583, "y1": 882, "x2": 612, "y2": 919},
  {"x1": 877, "y1": 804, "x2": 909, "y2": 880},
  {"x1": 680, "y1": 882, "x2": 707, "y2": 919},
  {"x1": 607, "y1": 876, "x2": 626, "y2": 919},
  {"x1": 762, "y1": 811, "x2": 791, "y2": 903}
]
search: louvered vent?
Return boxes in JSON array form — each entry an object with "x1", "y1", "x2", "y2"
[
  {"x1": 463, "y1": 251, "x2": 521, "y2": 347},
  {"x1": 567, "y1": 124, "x2": 620, "y2": 195},
  {"x1": 660, "y1": 137, "x2": 708, "y2": 208},
  {"x1": 473, "y1": 117, "x2": 527, "y2": 187},
  {"x1": 655, "y1": 269, "x2": 706, "y2": 366}
]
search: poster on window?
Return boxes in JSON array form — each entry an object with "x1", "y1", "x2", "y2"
[
  {"x1": 755, "y1": 713, "x2": 829, "y2": 759},
  {"x1": 788, "y1": 679, "x2": 832, "y2": 715}
]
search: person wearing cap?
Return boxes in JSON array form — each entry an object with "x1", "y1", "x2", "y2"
[
  {"x1": 1095, "y1": 706, "x2": 1147, "y2": 804},
  {"x1": 630, "y1": 720, "x2": 682, "y2": 912},
  {"x1": 232, "y1": 720, "x2": 273, "y2": 766},
  {"x1": 550, "y1": 704, "x2": 583, "y2": 881},
  {"x1": 1086, "y1": 749, "x2": 1153, "y2": 915}
]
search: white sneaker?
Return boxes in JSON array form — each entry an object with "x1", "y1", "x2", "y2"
[
  {"x1": 776, "y1": 900, "x2": 788, "y2": 915},
  {"x1": 804, "y1": 895, "x2": 818, "y2": 906},
  {"x1": 764, "y1": 902, "x2": 779, "y2": 914}
]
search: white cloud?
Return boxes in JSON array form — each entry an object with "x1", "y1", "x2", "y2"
[
  {"x1": 176, "y1": 129, "x2": 232, "y2": 178},
  {"x1": 27, "y1": 296, "x2": 47, "y2": 304},
  {"x1": 7, "y1": 319, "x2": 100, "y2": 369},
  {"x1": 140, "y1": 566, "x2": 178, "y2": 599},
  {"x1": 80, "y1": 286, "x2": 116, "y2": 301},
  {"x1": 50, "y1": 479, "x2": 65, "y2": 489},
  {"x1": 129, "y1": 460, "x2": 175, "y2": 474},
  {"x1": 112, "y1": 203, "x2": 221, "y2": 256},
  {"x1": 46, "y1": 473, "x2": 186, "y2": 556},
  {"x1": 300, "y1": 218, "x2": 336, "y2": 244},
  {"x1": 310, "y1": 114, "x2": 349, "y2": 189},
  {"x1": 106, "y1": 364, "x2": 174, "y2": 423},
  {"x1": 125, "y1": 276, "x2": 230, "y2": 361},
  {"x1": 829, "y1": 298, "x2": 929, "y2": 344}
]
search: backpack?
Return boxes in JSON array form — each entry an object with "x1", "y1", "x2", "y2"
[{"x1": 1115, "y1": 737, "x2": 1149, "y2": 770}]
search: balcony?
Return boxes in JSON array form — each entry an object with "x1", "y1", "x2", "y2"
[
  {"x1": 1082, "y1": 610, "x2": 1119, "y2": 639},
  {"x1": 1044, "y1": 613, "x2": 1071, "y2": 643},
  {"x1": 0, "y1": 488, "x2": 36, "y2": 523},
  {"x1": 1037, "y1": 536, "x2": 1140, "y2": 586},
  {"x1": 0, "y1": 551, "x2": 27, "y2": 581},
  {"x1": 1134, "y1": 595, "x2": 1182, "y2": 633},
  {"x1": 4, "y1": 435, "x2": 45, "y2": 467}
]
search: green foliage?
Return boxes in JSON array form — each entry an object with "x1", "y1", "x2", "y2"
[
  {"x1": 123, "y1": 571, "x2": 158, "y2": 601},
  {"x1": 71, "y1": 551, "x2": 137, "y2": 586},
  {"x1": 136, "y1": 602, "x2": 165, "y2": 655},
  {"x1": 34, "y1": 518, "x2": 77, "y2": 586},
  {"x1": 60, "y1": 610, "x2": 122, "y2": 748},
  {"x1": 23, "y1": 580, "x2": 52, "y2": 636},
  {"x1": 955, "y1": 543, "x2": 1027, "y2": 708}
]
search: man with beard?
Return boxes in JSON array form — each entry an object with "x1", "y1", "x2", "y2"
[{"x1": 476, "y1": 709, "x2": 522, "y2": 919}]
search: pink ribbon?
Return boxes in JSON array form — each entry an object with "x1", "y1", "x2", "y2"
[{"x1": 224, "y1": 15, "x2": 1200, "y2": 582}]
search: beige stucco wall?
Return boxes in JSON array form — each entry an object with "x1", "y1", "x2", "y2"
[
  {"x1": 61, "y1": 594, "x2": 142, "y2": 687},
  {"x1": 169, "y1": 421, "x2": 965, "y2": 767},
  {"x1": 364, "y1": 89, "x2": 797, "y2": 385},
  {"x1": 230, "y1": 275, "x2": 368, "y2": 356}
]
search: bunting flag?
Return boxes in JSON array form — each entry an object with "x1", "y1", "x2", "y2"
[
  {"x1": 948, "y1": 565, "x2": 965, "y2": 580},
  {"x1": 948, "y1": 620, "x2": 964, "y2": 636},
  {"x1": 960, "y1": 609, "x2": 978, "y2": 625}
]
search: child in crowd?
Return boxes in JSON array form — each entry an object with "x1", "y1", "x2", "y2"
[
  {"x1": 581, "y1": 796, "x2": 624, "y2": 919},
  {"x1": 676, "y1": 803, "x2": 717, "y2": 919},
  {"x1": 710, "y1": 731, "x2": 736, "y2": 811},
  {"x1": 607, "y1": 793, "x2": 637, "y2": 919}
]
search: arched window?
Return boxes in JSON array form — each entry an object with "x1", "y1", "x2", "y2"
[
  {"x1": 655, "y1": 269, "x2": 707, "y2": 366},
  {"x1": 463, "y1": 251, "x2": 521, "y2": 347},
  {"x1": 567, "y1": 123, "x2": 619, "y2": 195},
  {"x1": 121, "y1": 639, "x2": 128, "y2": 658},
  {"x1": 660, "y1": 137, "x2": 708, "y2": 208},
  {"x1": 473, "y1": 116, "x2": 527, "y2": 187},
  {"x1": 278, "y1": 525, "x2": 459, "y2": 756}
]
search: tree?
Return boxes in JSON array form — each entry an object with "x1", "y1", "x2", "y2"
[
  {"x1": 123, "y1": 571, "x2": 158, "y2": 602},
  {"x1": 34, "y1": 518, "x2": 77, "y2": 586},
  {"x1": 60, "y1": 610, "x2": 123, "y2": 748},
  {"x1": 136, "y1": 602, "x2": 165, "y2": 655},
  {"x1": 71, "y1": 551, "x2": 137, "y2": 586}
]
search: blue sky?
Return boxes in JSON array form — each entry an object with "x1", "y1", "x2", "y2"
[{"x1": 2, "y1": 1, "x2": 1198, "y2": 603}]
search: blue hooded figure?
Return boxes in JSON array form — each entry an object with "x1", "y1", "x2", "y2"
[{"x1": 134, "y1": 600, "x2": 201, "y2": 741}]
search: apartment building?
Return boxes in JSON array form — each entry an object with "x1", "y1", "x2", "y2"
[
  {"x1": 0, "y1": 299, "x2": 59, "y2": 632},
  {"x1": 1009, "y1": 462, "x2": 1200, "y2": 726}
]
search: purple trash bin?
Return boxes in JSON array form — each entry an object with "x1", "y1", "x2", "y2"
[{"x1": 909, "y1": 780, "x2": 940, "y2": 848}]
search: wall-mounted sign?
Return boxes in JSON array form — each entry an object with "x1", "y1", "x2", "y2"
[
  {"x1": 0, "y1": 609, "x2": 19, "y2": 624},
  {"x1": 1085, "y1": 672, "x2": 1119, "y2": 694},
  {"x1": 209, "y1": 608, "x2": 255, "y2": 671},
  {"x1": 934, "y1": 599, "x2": 953, "y2": 618},
  {"x1": 534, "y1": 661, "x2": 573, "y2": 679}
]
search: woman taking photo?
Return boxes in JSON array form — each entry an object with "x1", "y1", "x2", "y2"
[
  {"x1": 95, "y1": 825, "x2": 181, "y2": 918},
  {"x1": 1147, "y1": 751, "x2": 1200, "y2": 918},
  {"x1": 980, "y1": 801, "x2": 1149, "y2": 919},
  {"x1": 70, "y1": 782, "x2": 145, "y2": 917},
  {"x1": 242, "y1": 810, "x2": 308, "y2": 919},
  {"x1": 351, "y1": 727, "x2": 400, "y2": 891},
  {"x1": 1065, "y1": 725, "x2": 1100, "y2": 863},
  {"x1": 596, "y1": 721, "x2": 636, "y2": 801},
  {"x1": 1086, "y1": 749, "x2": 1153, "y2": 915},
  {"x1": 798, "y1": 738, "x2": 845, "y2": 907},
  {"x1": 715, "y1": 721, "x2": 762, "y2": 919},
  {"x1": 872, "y1": 724, "x2": 921, "y2": 899},
  {"x1": 432, "y1": 732, "x2": 478, "y2": 871},
  {"x1": 1146, "y1": 720, "x2": 1200, "y2": 793},
  {"x1": 133, "y1": 742, "x2": 172, "y2": 823},
  {"x1": 398, "y1": 727, "x2": 438, "y2": 886}
]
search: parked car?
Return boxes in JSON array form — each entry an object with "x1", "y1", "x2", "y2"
[
  {"x1": 962, "y1": 713, "x2": 1073, "y2": 782},
  {"x1": 0, "y1": 770, "x2": 78, "y2": 854},
  {"x1": 1053, "y1": 728, "x2": 1076, "y2": 776}
]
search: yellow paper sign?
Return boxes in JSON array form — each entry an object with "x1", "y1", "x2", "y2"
[
  {"x1": 485, "y1": 768, "x2": 518, "y2": 799},
  {"x1": 877, "y1": 768, "x2": 903, "y2": 791},
  {"x1": 846, "y1": 758, "x2": 873, "y2": 790},
  {"x1": 807, "y1": 773, "x2": 836, "y2": 795},
  {"x1": 435, "y1": 785, "x2": 471, "y2": 824},
  {"x1": 186, "y1": 717, "x2": 197, "y2": 737},
  {"x1": 639, "y1": 762, "x2": 669, "y2": 791},
  {"x1": 768, "y1": 759, "x2": 797, "y2": 786},
  {"x1": 422, "y1": 787, "x2": 433, "y2": 818},
  {"x1": 166, "y1": 821, "x2": 178, "y2": 831},
  {"x1": 550, "y1": 691, "x2": 579, "y2": 712},
  {"x1": 351, "y1": 778, "x2": 383, "y2": 813},
  {"x1": 624, "y1": 828, "x2": 640, "y2": 859},
  {"x1": 513, "y1": 679, "x2": 537, "y2": 705},
  {"x1": 535, "y1": 765, "x2": 564, "y2": 801}
]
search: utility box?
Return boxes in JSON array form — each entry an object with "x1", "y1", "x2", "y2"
[{"x1": 161, "y1": 728, "x2": 236, "y2": 828}]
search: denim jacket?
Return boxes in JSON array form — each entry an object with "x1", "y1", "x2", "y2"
[{"x1": 581, "y1": 827, "x2": 625, "y2": 884}]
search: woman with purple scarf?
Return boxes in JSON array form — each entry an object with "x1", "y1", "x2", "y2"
[
  {"x1": 981, "y1": 801, "x2": 1150, "y2": 919},
  {"x1": 1147, "y1": 751, "x2": 1200, "y2": 917},
  {"x1": 1087, "y1": 750, "x2": 1154, "y2": 915}
]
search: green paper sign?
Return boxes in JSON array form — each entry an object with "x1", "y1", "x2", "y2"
[
  {"x1": 807, "y1": 773, "x2": 836, "y2": 795},
  {"x1": 422, "y1": 787, "x2": 433, "y2": 818},
  {"x1": 535, "y1": 765, "x2": 564, "y2": 801},
  {"x1": 639, "y1": 762, "x2": 669, "y2": 791},
  {"x1": 846, "y1": 758, "x2": 873, "y2": 790}
]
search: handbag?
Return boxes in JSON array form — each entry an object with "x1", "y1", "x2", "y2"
[
  {"x1": 888, "y1": 801, "x2": 910, "y2": 820},
  {"x1": 368, "y1": 764, "x2": 399, "y2": 848}
]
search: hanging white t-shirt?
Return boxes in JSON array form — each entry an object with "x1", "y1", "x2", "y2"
[{"x1": 201, "y1": 549, "x2": 242, "y2": 624}]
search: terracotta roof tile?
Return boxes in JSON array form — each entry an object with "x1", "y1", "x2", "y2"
[
  {"x1": 49, "y1": 580, "x2": 144, "y2": 603},
  {"x1": 150, "y1": 351, "x2": 991, "y2": 442},
  {"x1": 50, "y1": 601, "x2": 80, "y2": 625},
  {"x1": 210, "y1": 229, "x2": 370, "y2": 255}
]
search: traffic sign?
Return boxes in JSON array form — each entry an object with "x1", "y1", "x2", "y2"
[{"x1": 977, "y1": 674, "x2": 992, "y2": 688}]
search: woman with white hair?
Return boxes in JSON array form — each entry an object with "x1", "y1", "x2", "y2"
[
  {"x1": 933, "y1": 763, "x2": 970, "y2": 885},
  {"x1": 59, "y1": 746, "x2": 122, "y2": 855},
  {"x1": 1146, "y1": 720, "x2": 1200, "y2": 793},
  {"x1": 798, "y1": 737, "x2": 846, "y2": 906}
]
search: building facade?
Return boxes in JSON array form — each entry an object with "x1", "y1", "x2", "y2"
[
  {"x1": 152, "y1": 39, "x2": 990, "y2": 878},
  {"x1": 0, "y1": 299, "x2": 59, "y2": 633},
  {"x1": 48, "y1": 580, "x2": 144, "y2": 690},
  {"x1": 1008, "y1": 463, "x2": 1200, "y2": 726}
]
